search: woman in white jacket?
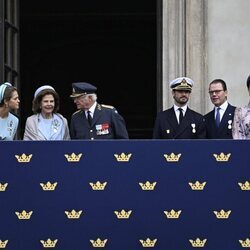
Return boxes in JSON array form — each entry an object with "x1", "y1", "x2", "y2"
[{"x1": 23, "y1": 85, "x2": 70, "y2": 140}]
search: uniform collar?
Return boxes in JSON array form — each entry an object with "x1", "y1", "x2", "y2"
[
  {"x1": 87, "y1": 102, "x2": 97, "y2": 115},
  {"x1": 174, "y1": 104, "x2": 188, "y2": 113}
]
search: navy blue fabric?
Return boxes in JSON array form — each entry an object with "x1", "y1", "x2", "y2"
[
  {"x1": 70, "y1": 104, "x2": 128, "y2": 139},
  {"x1": 205, "y1": 104, "x2": 236, "y2": 139},
  {"x1": 72, "y1": 82, "x2": 97, "y2": 94},
  {"x1": 153, "y1": 107, "x2": 206, "y2": 139},
  {"x1": 0, "y1": 140, "x2": 249, "y2": 249}
]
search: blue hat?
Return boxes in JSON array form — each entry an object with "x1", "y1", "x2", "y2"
[
  {"x1": 34, "y1": 85, "x2": 55, "y2": 98},
  {"x1": 70, "y1": 82, "x2": 97, "y2": 98},
  {"x1": 169, "y1": 77, "x2": 194, "y2": 91},
  {"x1": 0, "y1": 82, "x2": 12, "y2": 103}
]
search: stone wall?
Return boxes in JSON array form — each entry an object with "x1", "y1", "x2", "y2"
[{"x1": 162, "y1": 0, "x2": 250, "y2": 114}]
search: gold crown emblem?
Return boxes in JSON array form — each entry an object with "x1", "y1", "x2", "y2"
[
  {"x1": 139, "y1": 238, "x2": 157, "y2": 248},
  {"x1": 90, "y1": 238, "x2": 108, "y2": 248},
  {"x1": 15, "y1": 210, "x2": 33, "y2": 220},
  {"x1": 164, "y1": 153, "x2": 181, "y2": 162},
  {"x1": 139, "y1": 181, "x2": 157, "y2": 191},
  {"x1": 65, "y1": 209, "x2": 83, "y2": 219},
  {"x1": 114, "y1": 209, "x2": 132, "y2": 219},
  {"x1": 40, "y1": 239, "x2": 58, "y2": 248},
  {"x1": 15, "y1": 154, "x2": 32, "y2": 163},
  {"x1": 89, "y1": 181, "x2": 107, "y2": 190},
  {"x1": 0, "y1": 240, "x2": 8, "y2": 248},
  {"x1": 213, "y1": 152, "x2": 231, "y2": 162},
  {"x1": 164, "y1": 209, "x2": 182, "y2": 219},
  {"x1": 64, "y1": 153, "x2": 82, "y2": 162},
  {"x1": 114, "y1": 153, "x2": 132, "y2": 162},
  {"x1": 40, "y1": 182, "x2": 58, "y2": 191},
  {"x1": 239, "y1": 238, "x2": 250, "y2": 247},
  {"x1": 0, "y1": 183, "x2": 8, "y2": 192},
  {"x1": 238, "y1": 181, "x2": 250, "y2": 191},
  {"x1": 189, "y1": 181, "x2": 206, "y2": 190},
  {"x1": 213, "y1": 209, "x2": 231, "y2": 219},
  {"x1": 189, "y1": 238, "x2": 207, "y2": 247}
]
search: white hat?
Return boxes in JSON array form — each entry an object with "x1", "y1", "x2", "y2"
[
  {"x1": 169, "y1": 77, "x2": 194, "y2": 91},
  {"x1": 34, "y1": 85, "x2": 55, "y2": 98}
]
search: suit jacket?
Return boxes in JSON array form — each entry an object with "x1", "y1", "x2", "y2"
[
  {"x1": 204, "y1": 103, "x2": 236, "y2": 139},
  {"x1": 153, "y1": 107, "x2": 206, "y2": 139},
  {"x1": 70, "y1": 103, "x2": 129, "y2": 139}
]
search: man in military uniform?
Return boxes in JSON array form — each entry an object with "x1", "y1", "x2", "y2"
[
  {"x1": 204, "y1": 79, "x2": 236, "y2": 139},
  {"x1": 153, "y1": 77, "x2": 206, "y2": 139},
  {"x1": 70, "y1": 82, "x2": 129, "y2": 139}
]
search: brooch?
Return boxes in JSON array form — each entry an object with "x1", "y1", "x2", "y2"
[{"x1": 52, "y1": 119, "x2": 61, "y2": 133}]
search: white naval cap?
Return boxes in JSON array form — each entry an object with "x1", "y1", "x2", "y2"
[{"x1": 169, "y1": 77, "x2": 194, "y2": 91}]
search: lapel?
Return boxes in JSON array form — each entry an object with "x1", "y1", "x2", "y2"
[
  {"x1": 218, "y1": 105, "x2": 234, "y2": 131},
  {"x1": 174, "y1": 107, "x2": 191, "y2": 138},
  {"x1": 91, "y1": 103, "x2": 102, "y2": 127},
  {"x1": 167, "y1": 107, "x2": 179, "y2": 130},
  {"x1": 80, "y1": 110, "x2": 90, "y2": 127},
  {"x1": 210, "y1": 108, "x2": 217, "y2": 130}
]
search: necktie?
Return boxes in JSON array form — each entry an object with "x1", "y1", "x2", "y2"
[
  {"x1": 178, "y1": 108, "x2": 184, "y2": 124},
  {"x1": 87, "y1": 110, "x2": 92, "y2": 126},
  {"x1": 215, "y1": 107, "x2": 220, "y2": 127}
]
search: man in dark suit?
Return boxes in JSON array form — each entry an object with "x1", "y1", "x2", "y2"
[
  {"x1": 70, "y1": 82, "x2": 129, "y2": 139},
  {"x1": 153, "y1": 77, "x2": 206, "y2": 139},
  {"x1": 204, "y1": 79, "x2": 236, "y2": 139}
]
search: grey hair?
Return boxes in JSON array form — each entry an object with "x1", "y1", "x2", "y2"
[{"x1": 87, "y1": 93, "x2": 97, "y2": 101}]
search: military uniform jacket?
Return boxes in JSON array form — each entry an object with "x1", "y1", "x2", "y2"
[
  {"x1": 70, "y1": 103, "x2": 129, "y2": 139},
  {"x1": 204, "y1": 103, "x2": 236, "y2": 139},
  {"x1": 153, "y1": 107, "x2": 206, "y2": 139}
]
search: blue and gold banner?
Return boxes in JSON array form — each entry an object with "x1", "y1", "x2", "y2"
[{"x1": 0, "y1": 140, "x2": 249, "y2": 249}]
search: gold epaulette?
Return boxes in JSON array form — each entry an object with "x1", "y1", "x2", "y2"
[
  {"x1": 72, "y1": 110, "x2": 82, "y2": 116},
  {"x1": 101, "y1": 104, "x2": 114, "y2": 109}
]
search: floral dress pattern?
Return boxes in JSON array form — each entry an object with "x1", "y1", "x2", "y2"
[{"x1": 232, "y1": 102, "x2": 250, "y2": 139}]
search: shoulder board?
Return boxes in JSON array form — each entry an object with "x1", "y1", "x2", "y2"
[
  {"x1": 72, "y1": 110, "x2": 82, "y2": 116},
  {"x1": 101, "y1": 104, "x2": 114, "y2": 109}
]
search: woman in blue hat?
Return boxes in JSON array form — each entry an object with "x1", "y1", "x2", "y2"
[
  {"x1": 0, "y1": 82, "x2": 20, "y2": 140},
  {"x1": 23, "y1": 85, "x2": 70, "y2": 140}
]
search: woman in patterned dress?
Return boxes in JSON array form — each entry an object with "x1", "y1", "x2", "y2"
[{"x1": 232, "y1": 75, "x2": 250, "y2": 139}]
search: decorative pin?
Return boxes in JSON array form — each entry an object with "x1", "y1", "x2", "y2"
[
  {"x1": 52, "y1": 119, "x2": 60, "y2": 133},
  {"x1": 191, "y1": 123, "x2": 196, "y2": 133},
  {"x1": 228, "y1": 120, "x2": 232, "y2": 129},
  {"x1": 7, "y1": 120, "x2": 14, "y2": 136}
]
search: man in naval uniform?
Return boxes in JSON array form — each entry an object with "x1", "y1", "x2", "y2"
[
  {"x1": 70, "y1": 82, "x2": 129, "y2": 140},
  {"x1": 153, "y1": 77, "x2": 206, "y2": 139},
  {"x1": 204, "y1": 79, "x2": 236, "y2": 139}
]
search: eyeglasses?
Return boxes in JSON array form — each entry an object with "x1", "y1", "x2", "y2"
[{"x1": 208, "y1": 90, "x2": 224, "y2": 95}]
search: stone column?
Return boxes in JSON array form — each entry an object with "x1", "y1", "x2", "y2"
[
  {"x1": 162, "y1": 0, "x2": 208, "y2": 114},
  {"x1": 185, "y1": 0, "x2": 208, "y2": 114},
  {"x1": 162, "y1": 0, "x2": 186, "y2": 110}
]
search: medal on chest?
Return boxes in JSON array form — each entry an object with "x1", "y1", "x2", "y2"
[{"x1": 96, "y1": 123, "x2": 110, "y2": 135}]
